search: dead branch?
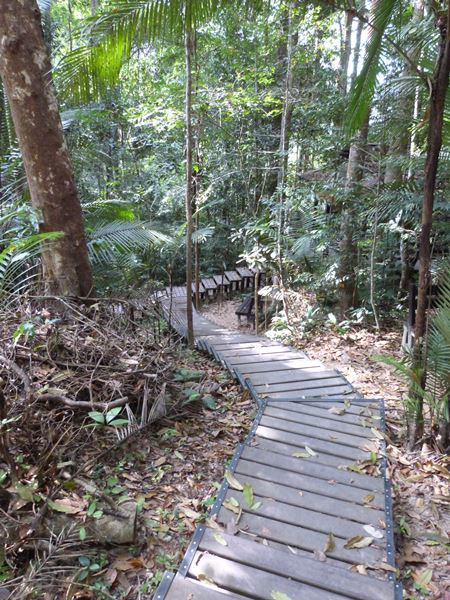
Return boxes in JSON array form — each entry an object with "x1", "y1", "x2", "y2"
[{"x1": 36, "y1": 393, "x2": 129, "y2": 410}]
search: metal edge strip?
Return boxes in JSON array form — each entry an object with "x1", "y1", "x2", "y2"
[
  {"x1": 154, "y1": 571, "x2": 175, "y2": 600},
  {"x1": 379, "y1": 399, "x2": 403, "y2": 598}
]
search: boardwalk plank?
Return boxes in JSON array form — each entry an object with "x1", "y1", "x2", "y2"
[
  {"x1": 259, "y1": 414, "x2": 371, "y2": 449},
  {"x1": 256, "y1": 421, "x2": 368, "y2": 460},
  {"x1": 225, "y1": 488, "x2": 385, "y2": 540},
  {"x1": 267, "y1": 400, "x2": 379, "y2": 425},
  {"x1": 200, "y1": 529, "x2": 395, "y2": 600},
  {"x1": 229, "y1": 473, "x2": 385, "y2": 523},
  {"x1": 189, "y1": 552, "x2": 350, "y2": 600},
  {"x1": 217, "y1": 509, "x2": 385, "y2": 565},
  {"x1": 250, "y1": 368, "x2": 342, "y2": 385},
  {"x1": 259, "y1": 385, "x2": 353, "y2": 397},
  {"x1": 218, "y1": 345, "x2": 294, "y2": 357},
  {"x1": 241, "y1": 446, "x2": 383, "y2": 491},
  {"x1": 264, "y1": 405, "x2": 371, "y2": 437},
  {"x1": 164, "y1": 574, "x2": 247, "y2": 599},
  {"x1": 239, "y1": 358, "x2": 324, "y2": 373},
  {"x1": 224, "y1": 351, "x2": 308, "y2": 364},
  {"x1": 236, "y1": 459, "x2": 383, "y2": 505}
]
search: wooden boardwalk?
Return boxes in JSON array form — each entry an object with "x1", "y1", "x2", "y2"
[{"x1": 155, "y1": 285, "x2": 402, "y2": 600}]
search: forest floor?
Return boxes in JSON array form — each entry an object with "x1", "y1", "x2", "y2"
[
  {"x1": 2, "y1": 297, "x2": 449, "y2": 599},
  {"x1": 202, "y1": 298, "x2": 450, "y2": 600},
  {"x1": 0, "y1": 301, "x2": 253, "y2": 600}
]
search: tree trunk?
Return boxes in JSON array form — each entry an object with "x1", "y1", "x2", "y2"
[
  {"x1": 0, "y1": 0, "x2": 93, "y2": 298},
  {"x1": 408, "y1": 9, "x2": 450, "y2": 447},
  {"x1": 338, "y1": 115, "x2": 369, "y2": 315},
  {"x1": 340, "y1": 10, "x2": 353, "y2": 94},
  {"x1": 184, "y1": 26, "x2": 194, "y2": 347}
]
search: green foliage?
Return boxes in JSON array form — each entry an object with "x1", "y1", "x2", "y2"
[{"x1": 87, "y1": 406, "x2": 129, "y2": 427}]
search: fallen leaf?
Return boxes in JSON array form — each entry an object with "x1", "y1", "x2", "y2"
[
  {"x1": 270, "y1": 592, "x2": 293, "y2": 600},
  {"x1": 329, "y1": 406, "x2": 346, "y2": 415},
  {"x1": 362, "y1": 494, "x2": 374, "y2": 504},
  {"x1": 305, "y1": 446, "x2": 318, "y2": 457},
  {"x1": 292, "y1": 452, "x2": 310, "y2": 459},
  {"x1": 179, "y1": 506, "x2": 202, "y2": 520},
  {"x1": 344, "y1": 536, "x2": 374, "y2": 549},
  {"x1": 223, "y1": 498, "x2": 240, "y2": 514},
  {"x1": 363, "y1": 525, "x2": 384, "y2": 539},
  {"x1": 213, "y1": 533, "x2": 228, "y2": 546},
  {"x1": 243, "y1": 483, "x2": 254, "y2": 508},
  {"x1": 197, "y1": 573, "x2": 216, "y2": 585},
  {"x1": 324, "y1": 532, "x2": 336, "y2": 554},
  {"x1": 225, "y1": 470, "x2": 243, "y2": 491}
]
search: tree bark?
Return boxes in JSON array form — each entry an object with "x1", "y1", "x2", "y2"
[
  {"x1": 184, "y1": 26, "x2": 194, "y2": 347},
  {"x1": 0, "y1": 0, "x2": 93, "y2": 297},
  {"x1": 409, "y1": 8, "x2": 450, "y2": 447},
  {"x1": 338, "y1": 115, "x2": 369, "y2": 315}
]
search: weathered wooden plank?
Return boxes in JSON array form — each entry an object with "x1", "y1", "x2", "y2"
[
  {"x1": 218, "y1": 345, "x2": 293, "y2": 357},
  {"x1": 252, "y1": 437, "x2": 350, "y2": 469},
  {"x1": 199, "y1": 529, "x2": 395, "y2": 600},
  {"x1": 239, "y1": 358, "x2": 325, "y2": 374},
  {"x1": 227, "y1": 346, "x2": 312, "y2": 366},
  {"x1": 236, "y1": 459, "x2": 383, "y2": 505},
  {"x1": 164, "y1": 574, "x2": 247, "y2": 599},
  {"x1": 189, "y1": 552, "x2": 350, "y2": 600},
  {"x1": 266, "y1": 400, "x2": 379, "y2": 426},
  {"x1": 258, "y1": 385, "x2": 353, "y2": 397},
  {"x1": 229, "y1": 472, "x2": 385, "y2": 523},
  {"x1": 264, "y1": 405, "x2": 371, "y2": 438},
  {"x1": 250, "y1": 368, "x2": 342, "y2": 385},
  {"x1": 241, "y1": 446, "x2": 383, "y2": 492},
  {"x1": 225, "y1": 488, "x2": 384, "y2": 541},
  {"x1": 255, "y1": 423, "x2": 368, "y2": 461},
  {"x1": 260, "y1": 414, "x2": 371, "y2": 449},
  {"x1": 217, "y1": 510, "x2": 385, "y2": 565}
]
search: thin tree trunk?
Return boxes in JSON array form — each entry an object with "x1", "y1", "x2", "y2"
[
  {"x1": 0, "y1": 0, "x2": 93, "y2": 297},
  {"x1": 338, "y1": 115, "x2": 369, "y2": 315},
  {"x1": 184, "y1": 26, "x2": 194, "y2": 347},
  {"x1": 409, "y1": 8, "x2": 450, "y2": 447},
  {"x1": 340, "y1": 10, "x2": 353, "y2": 94},
  {"x1": 276, "y1": 0, "x2": 296, "y2": 324}
]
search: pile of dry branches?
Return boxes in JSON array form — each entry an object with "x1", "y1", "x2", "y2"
[{"x1": 0, "y1": 295, "x2": 181, "y2": 598}]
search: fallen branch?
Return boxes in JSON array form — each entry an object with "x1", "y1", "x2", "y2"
[
  {"x1": 37, "y1": 393, "x2": 129, "y2": 410},
  {"x1": 0, "y1": 353, "x2": 31, "y2": 396}
]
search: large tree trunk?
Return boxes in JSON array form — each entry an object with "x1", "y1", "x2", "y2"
[
  {"x1": 184, "y1": 26, "x2": 194, "y2": 347},
  {"x1": 0, "y1": 0, "x2": 93, "y2": 297}
]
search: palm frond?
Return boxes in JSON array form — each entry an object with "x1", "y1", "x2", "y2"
[
  {"x1": 87, "y1": 219, "x2": 172, "y2": 265},
  {"x1": 346, "y1": 0, "x2": 398, "y2": 135}
]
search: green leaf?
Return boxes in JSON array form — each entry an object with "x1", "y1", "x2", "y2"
[
  {"x1": 106, "y1": 406, "x2": 123, "y2": 423},
  {"x1": 202, "y1": 395, "x2": 217, "y2": 409},
  {"x1": 78, "y1": 556, "x2": 90, "y2": 567},
  {"x1": 88, "y1": 411, "x2": 105, "y2": 425},
  {"x1": 243, "y1": 483, "x2": 254, "y2": 509},
  {"x1": 213, "y1": 533, "x2": 228, "y2": 546},
  {"x1": 271, "y1": 592, "x2": 293, "y2": 600},
  {"x1": 108, "y1": 418, "x2": 129, "y2": 426},
  {"x1": 79, "y1": 527, "x2": 87, "y2": 541}
]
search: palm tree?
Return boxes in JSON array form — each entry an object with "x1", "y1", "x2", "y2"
[{"x1": 58, "y1": 0, "x2": 263, "y2": 345}]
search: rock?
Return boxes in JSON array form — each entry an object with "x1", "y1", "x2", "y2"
[{"x1": 88, "y1": 500, "x2": 137, "y2": 545}]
